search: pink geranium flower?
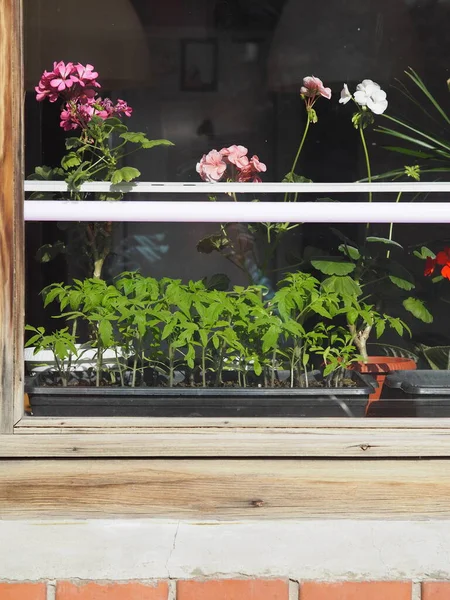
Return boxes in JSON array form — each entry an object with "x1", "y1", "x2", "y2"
[
  {"x1": 249, "y1": 155, "x2": 267, "y2": 173},
  {"x1": 299, "y1": 75, "x2": 331, "y2": 122},
  {"x1": 49, "y1": 61, "x2": 78, "y2": 92},
  {"x1": 35, "y1": 69, "x2": 60, "y2": 102},
  {"x1": 196, "y1": 150, "x2": 227, "y2": 182},
  {"x1": 237, "y1": 155, "x2": 267, "y2": 182},
  {"x1": 221, "y1": 145, "x2": 249, "y2": 169},
  {"x1": 300, "y1": 76, "x2": 332, "y2": 100},
  {"x1": 197, "y1": 146, "x2": 266, "y2": 183},
  {"x1": 35, "y1": 61, "x2": 102, "y2": 105},
  {"x1": 114, "y1": 99, "x2": 133, "y2": 118},
  {"x1": 74, "y1": 63, "x2": 100, "y2": 88},
  {"x1": 59, "y1": 108, "x2": 79, "y2": 131}
]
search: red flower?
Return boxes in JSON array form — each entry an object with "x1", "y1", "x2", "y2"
[
  {"x1": 424, "y1": 247, "x2": 450, "y2": 280},
  {"x1": 424, "y1": 256, "x2": 436, "y2": 277}
]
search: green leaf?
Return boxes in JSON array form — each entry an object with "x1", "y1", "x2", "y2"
[
  {"x1": 322, "y1": 276, "x2": 362, "y2": 297},
  {"x1": 202, "y1": 273, "x2": 230, "y2": 291},
  {"x1": 111, "y1": 167, "x2": 141, "y2": 184},
  {"x1": 405, "y1": 67, "x2": 450, "y2": 126},
  {"x1": 375, "y1": 320, "x2": 386, "y2": 338},
  {"x1": 366, "y1": 236, "x2": 403, "y2": 249},
  {"x1": 403, "y1": 297, "x2": 433, "y2": 323},
  {"x1": 120, "y1": 132, "x2": 174, "y2": 149},
  {"x1": 311, "y1": 258, "x2": 355, "y2": 275},
  {"x1": 61, "y1": 152, "x2": 81, "y2": 171},
  {"x1": 389, "y1": 319, "x2": 404, "y2": 336},
  {"x1": 252, "y1": 358, "x2": 262, "y2": 376},
  {"x1": 330, "y1": 228, "x2": 356, "y2": 246},
  {"x1": 162, "y1": 320, "x2": 176, "y2": 340},
  {"x1": 262, "y1": 326, "x2": 280, "y2": 353},
  {"x1": 141, "y1": 138, "x2": 174, "y2": 149},
  {"x1": 346, "y1": 308, "x2": 358, "y2": 325},
  {"x1": 413, "y1": 246, "x2": 435, "y2": 260},
  {"x1": 103, "y1": 117, "x2": 123, "y2": 127},
  {"x1": 310, "y1": 304, "x2": 332, "y2": 319},
  {"x1": 422, "y1": 346, "x2": 450, "y2": 370},
  {"x1": 65, "y1": 137, "x2": 84, "y2": 150},
  {"x1": 382, "y1": 146, "x2": 434, "y2": 159},
  {"x1": 389, "y1": 276, "x2": 415, "y2": 291},
  {"x1": 198, "y1": 329, "x2": 208, "y2": 347},
  {"x1": 282, "y1": 172, "x2": 313, "y2": 183},
  {"x1": 98, "y1": 192, "x2": 123, "y2": 201},
  {"x1": 35, "y1": 241, "x2": 66, "y2": 263},
  {"x1": 338, "y1": 244, "x2": 360, "y2": 260},
  {"x1": 185, "y1": 345, "x2": 195, "y2": 368}
]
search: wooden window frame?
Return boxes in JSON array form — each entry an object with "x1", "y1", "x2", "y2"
[{"x1": 3, "y1": 0, "x2": 450, "y2": 462}]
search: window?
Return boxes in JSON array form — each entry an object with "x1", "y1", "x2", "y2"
[{"x1": 2, "y1": 0, "x2": 450, "y2": 456}]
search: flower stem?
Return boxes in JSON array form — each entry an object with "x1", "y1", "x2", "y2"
[
  {"x1": 359, "y1": 126, "x2": 373, "y2": 240},
  {"x1": 386, "y1": 191, "x2": 402, "y2": 259},
  {"x1": 283, "y1": 116, "x2": 310, "y2": 203},
  {"x1": 359, "y1": 126, "x2": 372, "y2": 203},
  {"x1": 291, "y1": 116, "x2": 310, "y2": 175}
]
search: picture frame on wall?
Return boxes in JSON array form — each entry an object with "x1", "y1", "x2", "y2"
[{"x1": 181, "y1": 38, "x2": 218, "y2": 91}]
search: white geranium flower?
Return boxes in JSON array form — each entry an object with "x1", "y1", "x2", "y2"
[
  {"x1": 354, "y1": 79, "x2": 388, "y2": 115},
  {"x1": 339, "y1": 83, "x2": 352, "y2": 105}
]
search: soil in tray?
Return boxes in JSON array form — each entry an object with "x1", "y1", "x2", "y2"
[{"x1": 30, "y1": 368, "x2": 359, "y2": 390}]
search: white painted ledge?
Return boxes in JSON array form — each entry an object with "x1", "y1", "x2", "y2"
[
  {"x1": 23, "y1": 201, "x2": 450, "y2": 223},
  {"x1": 1, "y1": 519, "x2": 449, "y2": 581},
  {"x1": 23, "y1": 181, "x2": 450, "y2": 193}
]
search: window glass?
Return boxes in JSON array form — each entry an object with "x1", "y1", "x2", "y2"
[{"x1": 23, "y1": 0, "x2": 450, "y2": 418}]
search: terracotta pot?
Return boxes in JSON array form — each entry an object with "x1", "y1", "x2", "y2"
[{"x1": 352, "y1": 356, "x2": 417, "y2": 407}]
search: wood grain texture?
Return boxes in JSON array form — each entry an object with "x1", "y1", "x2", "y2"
[
  {"x1": 14, "y1": 416, "x2": 450, "y2": 432},
  {"x1": 1, "y1": 458, "x2": 450, "y2": 518},
  {"x1": 0, "y1": 0, "x2": 24, "y2": 433},
  {"x1": 2, "y1": 428, "x2": 450, "y2": 456}
]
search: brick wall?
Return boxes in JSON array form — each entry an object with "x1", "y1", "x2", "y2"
[{"x1": 2, "y1": 580, "x2": 450, "y2": 600}]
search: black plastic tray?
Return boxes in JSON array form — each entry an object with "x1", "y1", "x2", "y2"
[
  {"x1": 26, "y1": 371, "x2": 375, "y2": 418},
  {"x1": 383, "y1": 370, "x2": 450, "y2": 395},
  {"x1": 369, "y1": 370, "x2": 450, "y2": 417}
]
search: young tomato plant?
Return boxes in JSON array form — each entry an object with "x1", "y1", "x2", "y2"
[
  {"x1": 193, "y1": 288, "x2": 236, "y2": 387},
  {"x1": 25, "y1": 326, "x2": 78, "y2": 386},
  {"x1": 44, "y1": 278, "x2": 122, "y2": 386},
  {"x1": 114, "y1": 272, "x2": 161, "y2": 387}
]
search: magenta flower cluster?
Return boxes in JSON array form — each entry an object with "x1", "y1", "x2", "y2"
[
  {"x1": 196, "y1": 145, "x2": 267, "y2": 183},
  {"x1": 35, "y1": 61, "x2": 132, "y2": 131}
]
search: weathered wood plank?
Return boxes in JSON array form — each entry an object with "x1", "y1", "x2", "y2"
[
  {"x1": 2, "y1": 429, "x2": 450, "y2": 456},
  {"x1": 14, "y1": 416, "x2": 450, "y2": 433},
  {"x1": 0, "y1": 0, "x2": 24, "y2": 433},
  {"x1": 1, "y1": 458, "x2": 450, "y2": 518}
]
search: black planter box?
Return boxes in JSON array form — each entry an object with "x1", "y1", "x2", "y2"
[
  {"x1": 373, "y1": 370, "x2": 450, "y2": 417},
  {"x1": 26, "y1": 371, "x2": 375, "y2": 418}
]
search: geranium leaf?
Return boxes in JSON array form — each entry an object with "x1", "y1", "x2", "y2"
[
  {"x1": 282, "y1": 172, "x2": 312, "y2": 183},
  {"x1": 111, "y1": 167, "x2": 141, "y2": 184},
  {"x1": 338, "y1": 244, "x2": 360, "y2": 260},
  {"x1": 403, "y1": 297, "x2": 433, "y2": 323},
  {"x1": 311, "y1": 258, "x2": 355, "y2": 275},
  {"x1": 322, "y1": 276, "x2": 362, "y2": 297},
  {"x1": 389, "y1": 275, "x2": 415, "y2": 291},
  {"x1": 366, "y1": 236, "x2": 403, "y2": 249}
]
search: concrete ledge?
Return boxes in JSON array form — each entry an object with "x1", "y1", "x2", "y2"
[{"x1": 0, "y1": 519, "x2": 449, "y2": 581}]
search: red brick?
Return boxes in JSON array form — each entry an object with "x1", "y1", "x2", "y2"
[
  {"x1": 56, "y1": 581, "x2": 168, "y2": 600},
  {"x1": 423, "y1": 582, "x2": 450, "y2": 599},
  {"x1": 0, "y1": 583, "x2": 46, "y2": 600},
  {"x1": 177, "y1": 579, "x2": 288, "y2": 600},
  {"x1": 300, "y1": 581, "x2": 412, "y2": 600}
]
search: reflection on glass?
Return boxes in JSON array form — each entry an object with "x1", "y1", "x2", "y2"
[{"x1": 23, "y1": 0, "x2": 450, "y2": 418}]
